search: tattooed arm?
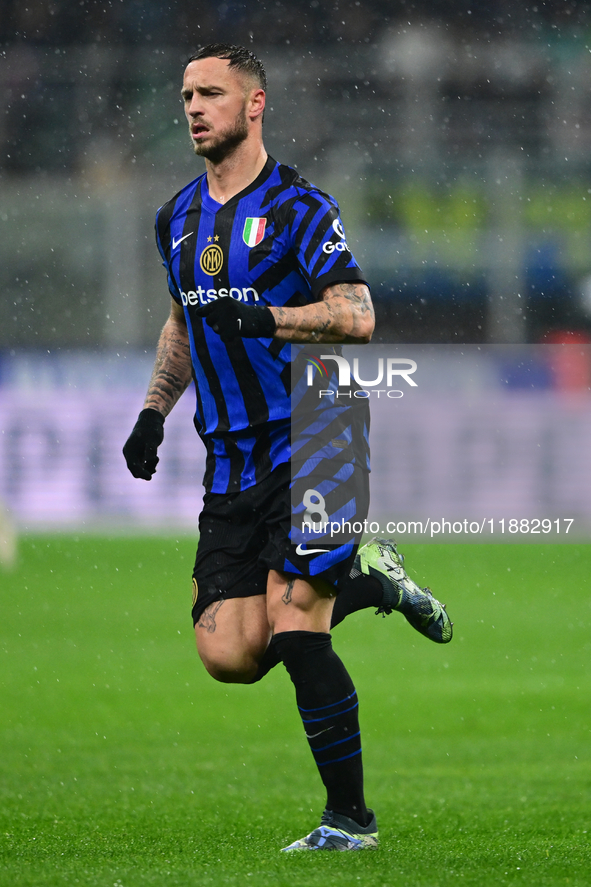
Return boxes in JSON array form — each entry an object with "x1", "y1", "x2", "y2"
[
  {"x1": 143, "y1": 299, "x2": 193, "y2": 416},
  {"x1": 269, "y1": 282, "x2": 374, "y2": 344},
  {"x1": 123, "y1": 299, "x2": 191, "y2": 481}
]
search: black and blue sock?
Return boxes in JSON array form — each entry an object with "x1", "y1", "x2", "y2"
[
  {"x1": 272, "y1": 629, "x2": 369, "y2": 827},
  {"x1": 330, "y1": 572, "x2": 383, "y2": 628}
]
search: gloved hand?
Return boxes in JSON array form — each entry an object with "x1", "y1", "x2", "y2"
[
  {"x1": 195, "y1": 299, "x2": 276, "y2": 342},
  {"x1": 123, "y1": 408, "x2": 165, "y2": 480}
]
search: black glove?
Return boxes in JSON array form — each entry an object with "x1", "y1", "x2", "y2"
[
  {"x1": 195, "y1": 299, "x2": 276, "y2": 342},
  {"x1": 123, "y1": 408, "x2": 165, "y2": 480}
]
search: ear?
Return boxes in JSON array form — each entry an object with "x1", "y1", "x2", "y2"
[{"x1": 248, "y1": 88, "x2": 266, "y2": 123}]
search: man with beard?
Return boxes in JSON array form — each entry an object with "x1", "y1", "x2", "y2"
[{"x1": 123, "y1": 43, "x2": 452, "y2": 852}]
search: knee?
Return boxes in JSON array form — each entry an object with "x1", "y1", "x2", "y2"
[{"x1": 198, "y1": 648, "x2": 258, "y2": 684}]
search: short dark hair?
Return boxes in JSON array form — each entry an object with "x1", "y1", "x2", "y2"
[{"x1": 186, "y1": 44, "x2": 267, "y2": 91}]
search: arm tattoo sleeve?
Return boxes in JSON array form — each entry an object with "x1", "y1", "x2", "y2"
[
  {"x1": 330, "y1": 282, "x2": 375, "y2": 317},
  {"x1": 269, "y1": 283, "x2": 374, "y2": 344},
  {"x1": 143, "y1": 316, "x2": 193, "y2": 416}
]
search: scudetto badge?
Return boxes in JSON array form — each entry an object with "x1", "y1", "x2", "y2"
[
  {"x1": 200, "y1": 244, "x2": 224, "y2": 275},
  {"x1": 243, "y1": 217, "x2": 266, "y2": 247}
]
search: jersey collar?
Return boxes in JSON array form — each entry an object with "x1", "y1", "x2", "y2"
[{"x1": 201, "y1": 155, "x2": 277, "y2": 213}]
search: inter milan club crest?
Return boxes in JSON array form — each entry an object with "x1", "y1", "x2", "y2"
[
  {"x1": 242, "y1": 217, "x2": 266, "y2": 247},
  {"x1": 200, "y1": 244, "x2": 223, "y2": 275}
]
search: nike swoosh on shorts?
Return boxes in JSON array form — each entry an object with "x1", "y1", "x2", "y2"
[{"x1": 295, "y1": 544, "x2": 330, "y2": 556}]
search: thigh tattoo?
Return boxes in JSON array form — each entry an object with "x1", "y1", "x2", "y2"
[
  {"x1": 281, "y1": 579, "x2": 296, "y2": 605},
  {"x1": 198, "y1": 598, "x2": 225, "y2": 633}
]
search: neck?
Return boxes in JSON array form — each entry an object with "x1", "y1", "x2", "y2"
[{"x1": 205, "y1": 139, "x2": 268, "y2": 204}]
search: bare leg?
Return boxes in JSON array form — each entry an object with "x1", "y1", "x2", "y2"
[
  {"x1": 266, "y1": 570, "x2": 336, "y2": 634},
  {"x1": 194, "y1": 571, "x2": 335, "y2": 684},
  {"x1": 195, "y1": 595, "x2": 270, "y2": 683}
]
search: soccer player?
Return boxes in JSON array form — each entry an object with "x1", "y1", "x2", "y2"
[{"x1": 123, "y1": 44, "x2": 452, "y2": 852}]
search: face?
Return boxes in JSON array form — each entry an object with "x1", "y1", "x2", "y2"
[{"x1": 181, "y1": 57, "x2": 263, "y2": 162}]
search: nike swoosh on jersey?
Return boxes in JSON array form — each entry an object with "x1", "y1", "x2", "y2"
[
  {"x1": 172, "y1": 232, "x2": 193, "y2": 250},
  {"x1": 295, "y1": 544, "x2": 330, "y2": 556}
]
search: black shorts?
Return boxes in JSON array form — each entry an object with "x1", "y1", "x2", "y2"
[{"x1": 191, "y1": 460, "x2": 369, "y2": 624}]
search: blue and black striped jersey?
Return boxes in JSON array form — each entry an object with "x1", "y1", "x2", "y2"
[{"x1": 155, "y1": 155, "x2": 368, "y2": 493}]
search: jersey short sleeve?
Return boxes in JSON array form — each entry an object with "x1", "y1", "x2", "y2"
[
  {"x1": 154, "y1": 205, "x2": 183, "y2": 304},
  {"x1": 288, "y1": 190, "x2": 368, "y2": 300}
]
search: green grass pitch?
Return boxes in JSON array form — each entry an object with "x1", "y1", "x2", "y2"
[{"x1": 1, "y1": 536, "x2": 590, "y2": 886}]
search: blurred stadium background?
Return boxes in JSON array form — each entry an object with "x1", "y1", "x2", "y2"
[{"x1": 2, "y1": 0, "x2": 591, "y2": 535}]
